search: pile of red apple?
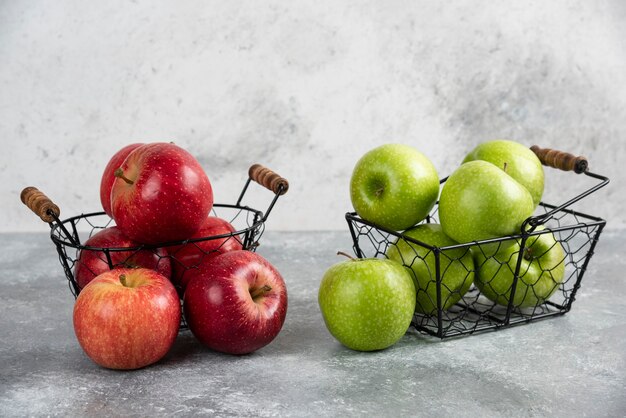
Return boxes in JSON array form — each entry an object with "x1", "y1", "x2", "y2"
[
  {"x1": 319, "y1": 140, "x2": 566, "y2": 352},
  {"x1": 72, "y1": 142, "x2": 287, "y2": 370}
]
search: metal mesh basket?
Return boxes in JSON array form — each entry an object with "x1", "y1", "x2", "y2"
[
  {"x1": 21, "y1": 164, "x2": 289, "y2": 328},
  {"x1": 346, "y1": 146, "x2": 609, "y2": 338}
]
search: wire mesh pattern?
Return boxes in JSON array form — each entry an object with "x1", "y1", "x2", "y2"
[
  {"x1": 50, "y1": 204, "x2": 264, "y2": 296},
  {"x1": 346, "y1": 174, "x2": 607, "y2": 339},
  {"x1": 49, "y1": 205, "x2": 267, "y2": 330}
]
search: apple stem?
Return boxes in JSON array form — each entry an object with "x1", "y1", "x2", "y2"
[
  {"x1": 337, "y1": 251, "x2": 356, "y2": 261},
  {"x1": 114, "y1": 168, "x2": 134, "y2": 185},
  {"x1": 375, "y1": 187, "x2": 384, "y2": 197},
  {"x1": 523, "y1": 248, "x2": 533, "y2": 261},
  {"x1": 250, "y1": 284, "x2": 272, "y2": 299},
  {"x1": 503, "y1": 162, "x2": 508, "y2": 173},
  {"x1": 119, "y1": 274, "x2": 128, "y2": 287}
]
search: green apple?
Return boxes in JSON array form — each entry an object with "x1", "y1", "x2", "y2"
[
  {"x1": 462, "y1": 139, "x2": 545, "y2": 207},
  {"x1": 318, "y1": 257, "x2": 416, "y2": 351},
  {"x1": 438, "y1": 160, "x2": 535, "y2": 244},
  {"x1": 386, "y1": 223, "x2": 474, "y2": 315},
  {"x1": 350, "y1": 144, "x2": 439, "y2": 231},
  {"x1": 474, "y1": 228, "x2": 565, "y2": 308}
]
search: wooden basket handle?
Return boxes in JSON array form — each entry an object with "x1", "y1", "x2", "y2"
[
  {"x1": 20, "y1": 187, "x2": 61, "y2": 223},
  {"x1": 530, "y1": 145, "x2": 589, "y2": 174},
  {"x1": 248, "y1": 164, "x2": 289, "y2": 195}
]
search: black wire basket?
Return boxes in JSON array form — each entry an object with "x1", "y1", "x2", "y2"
[
  {"x1": 21, "y1": 164, "x2": 288, "y2": 328},
  {"x1": 346, "y1": 146, "x2": 609, "y2": 339}
]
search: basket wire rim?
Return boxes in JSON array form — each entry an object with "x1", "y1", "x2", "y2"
[{"x1": 49, "y1": 203, "x2": 265, "y2": 251}]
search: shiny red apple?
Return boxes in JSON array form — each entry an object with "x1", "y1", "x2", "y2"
[
  {"x1": 99, "y1": 143, "x2": 143, "y2": 218},
  {"x1": 73, "y1": 226, "x2": 171, "y2": 290},
  {"x1": 110, "y1": 142, "x2": 213, "y2": 244},
  {"x1": 166, "y1": 216, "x2": 243, "y2": 291},
  {"x1": 183, "y1": 250, "x2": 288, "y2": 355},
  {"x1": 73, "y1": 268, "x2": 181, "y2": 370}
]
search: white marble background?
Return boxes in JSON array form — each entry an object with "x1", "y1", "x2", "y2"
[{"x1": 1, "y1": 0, "x2": 625, "y2": 232}]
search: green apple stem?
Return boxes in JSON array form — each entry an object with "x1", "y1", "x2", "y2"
[
  {"x1": 523, "y1": 247, "x2": 533, "y2": 261},
  {"x1": 375, "y1": 187, "x2": 384, "y2": 197},
  {"x1": 503, "y1": 162, "x2": 508, "y2": 173},
  {"x1": 119, "y1": 274, "x2": 128, "y2": 287},
  {"x1": 336, "y1": 251, "x2": 356, "y2": 261},
  {"x1": 114, "y1": 168, "x2": 134, "y2": 185},
  {"x1": 250, "y1": 285, "x2": 272, "y2": 299}
]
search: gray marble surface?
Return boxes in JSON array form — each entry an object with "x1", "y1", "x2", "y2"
[{"x1": 1, "y1": 230, "x2": 625, "y2": 417}]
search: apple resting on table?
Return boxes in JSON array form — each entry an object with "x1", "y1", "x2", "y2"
[
  {"x1": 110, "y1": 142, "x2": 213, "y2": 244},
  {"x1": 166, "y1": 216, "x2": 243, "y2": 292},
  {"x1": 99, "y1": 143, "x2": 143, "y2": 218},
  {"x1": 350, "y1": 143, "x2": 439, "y2": 231},
  {"x1": 183, "y1": 250, "x2": 288, "y2": 355},
  {"x1": 318, "y1": 256, "x2": 416, "y2": 351},
  {"x1": 73, "y1": 226, "x2": 171, "y2": 290},
  {"x1": 474, "y1": 228, "x2": 566, "y2": 308},
  {"x1": 386, "y1": 223, "x2": 474, "y2": 315},
  {"x1": 73, "y1": 268, "x2": 181, "y2": 370}
]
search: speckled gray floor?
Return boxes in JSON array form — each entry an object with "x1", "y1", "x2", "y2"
[{"x1": 1, "y1": 230, "x2": 625, "y2": 417}]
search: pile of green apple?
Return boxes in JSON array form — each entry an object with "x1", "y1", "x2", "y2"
[{"x1": 318, "y1": 140, "x2": 566, "y2": 351}]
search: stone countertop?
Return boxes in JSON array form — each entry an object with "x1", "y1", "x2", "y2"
[{"x1": 1, "y1": 230, "x2": 625, "y2": 417}]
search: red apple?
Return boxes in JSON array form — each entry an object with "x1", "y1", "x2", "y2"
[
  {"x1": 167, "y1": 216, "x2": 243, "y2": 291},
  {"x1": 74, "y1": 226, "x2": 171, "y2": 290},
  {"x1": 110, "y1": 142, "x2": 213, "y2": 244},
  {"x1": 183, "y1": 250, "x2": 288, "y2": 355},
  {"x1": 73, "y1": 268, "x2": 181, "y2": 370},
  {"x1": 99, "y1": 143, "x2": 143, "y2": 218}
]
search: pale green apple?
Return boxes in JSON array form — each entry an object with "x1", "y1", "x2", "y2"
[
  {"x1": 474, "y1": 228, "x2": 566, "y2": 308},
  {"x1": 463, "y1": 139, "x2": 545, "y2": 207},
  {"x1": 350, "y1": 144, "x2": 439, "y2": 231},
  {"x1": 438, "y1": 160, "x2": 535, "y2": 245},
  {"x1": 386, "y1": 223, "x2": 474, "y2": 315},
  {"x1": 318, "y1": 258, "x2": 416, "y2": 351}
]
